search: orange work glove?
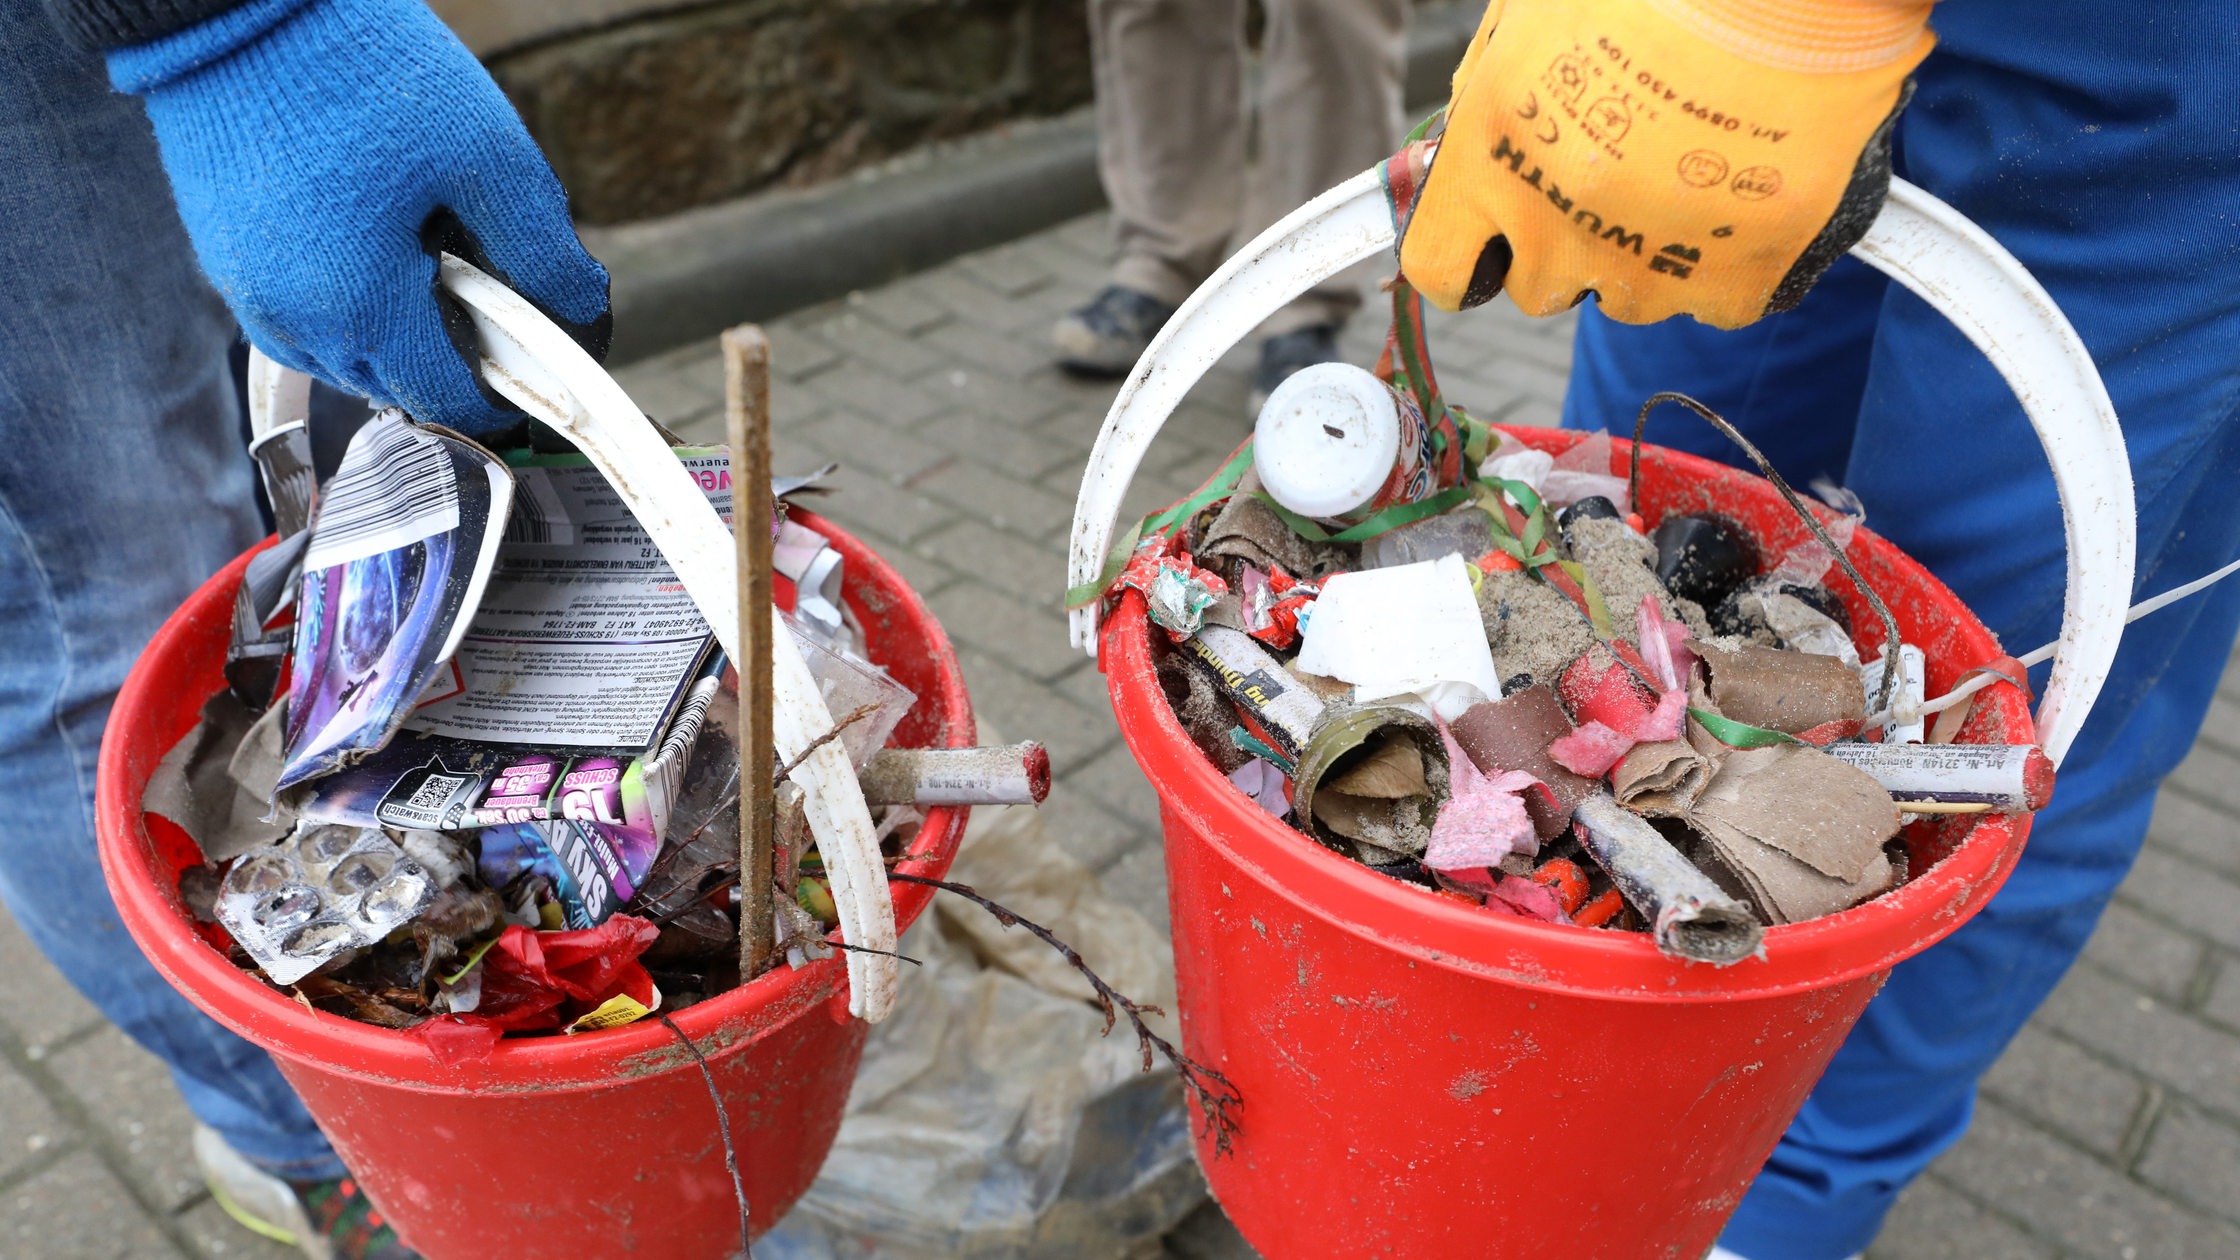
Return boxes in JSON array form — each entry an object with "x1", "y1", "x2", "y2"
[{"x1": 1399, "y1": 0, "x2": 1934, "y2": 328}]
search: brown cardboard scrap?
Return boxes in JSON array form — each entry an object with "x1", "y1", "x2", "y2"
[
  {"x1": 1291, "y1": 668, "x2": 1358, "y2": 705},
  {"x1": 1313, "y1": 795, "x2": 1427, "y2": 854},
  {"x1": 1354, "y1": 839, "x2": 1414, "y2": 866},
  {"x1": 1612, "y1": 739, "x2": 1714, "y2": 816},
  {"x1": 1199, "y1": 592, "x2": 1247, "y2": 632},
  {"x1": 1616, "y1": 672, "x2": 1732, "y2": 816},
  {"x1": 145, "y1": 691, "x2": 293, "y2": 862},
  {"x1": 1322, "y1": 736, "x2": 1428, "y2": 799},
  {"x1": 1692, "y1": 745, "x2": 1897, "y2": 883},
  {"x1": 1694, "y1": 818, "x2": 1895, "y2": 926},
  {"x1": 1198, "y1": 492, "x2": 1346, "y2": 581},
  {"x1": 1450, "y1": 685, "x2": 1595, "y2": 839},
  {"x1": 1312, "y1": 734, "x2": 1432, "y2": 855},
  {"x1": 1690, "y1": 640, "x2": 1865, "y2": 734}
]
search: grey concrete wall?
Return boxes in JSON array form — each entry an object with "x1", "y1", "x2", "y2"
[
  {"x1": 428, "y1": 0, "x2": 711, "y2": 56},
  {"x1": 467, "y1": 0, "x2": 1093, "y2": 226},
  {"x1": 436, "y1": 0, "x2": 1476, "y2": 227}
]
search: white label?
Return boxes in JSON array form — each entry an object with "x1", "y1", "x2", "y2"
[{"x1": 404, "y1": 453, "x2": 730, "y2": 749}]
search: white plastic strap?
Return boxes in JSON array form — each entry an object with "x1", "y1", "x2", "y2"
[
  {"x1": 436, "y1": 254, "x2": 900, "y2": 1021},
  {"x1": 1064, "y1": 176, "x2": 2132, "y2": 767},
  {"x1": 244, "y1": 348, "x2": 311, "y2": 442}
]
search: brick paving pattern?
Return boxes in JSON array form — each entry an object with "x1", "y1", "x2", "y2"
[{"x1": 6, "y1": 211, "x2": 2236, "y2": 1257}]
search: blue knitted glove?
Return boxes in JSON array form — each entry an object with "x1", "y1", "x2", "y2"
[{"x1": 109, "y1": 0, "x2": 609, "y2": 436}]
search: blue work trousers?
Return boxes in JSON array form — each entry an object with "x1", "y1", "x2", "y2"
[
  {"x1": 1559, "y1": 4, "x2": 2240, "y2": 1256},
  {"x1": 0, "y1": 2, "x2": 343, "y2": 1180}
]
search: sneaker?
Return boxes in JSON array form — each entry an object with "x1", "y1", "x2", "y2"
[
  {"x1": 1054, "y1": 285, "x2": 1177, "y2": 377},
  {"x1": 194, "y1": 1125, "x2": 422, "y2": 1260},
  {"x1": 1247, "y1": 324, "x2": 1343, "y2": 418}
]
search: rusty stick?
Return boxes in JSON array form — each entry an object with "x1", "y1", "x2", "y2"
[{"x1": 724, "y1": 325, "x2": 777, "y2": 981}]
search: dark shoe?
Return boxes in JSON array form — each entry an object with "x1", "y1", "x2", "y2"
[
  {"x1": 1249, "y1": 324, "x2": 1343, "y2": 418},
  {"x1": 197, "y1": 1125, "x2": 423, "y2": 1260},
  {"x1": 1054, "y1": 285, "x2": 1177, "y2": 377}
]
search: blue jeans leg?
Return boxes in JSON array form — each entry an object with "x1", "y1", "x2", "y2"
[{"x1": 0, "y1": 0, "x2": 342, "y2": 1181}]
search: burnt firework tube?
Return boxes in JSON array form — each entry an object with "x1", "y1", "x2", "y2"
[
  {"x1": 1574, "y1": 794, "x2": 1764, "y2": 966},
  {"x1": 1290, "y1": 704, "x2": 1449, "y2": 858},
  {"x1": 1180, "y1": 624, "x2": 1324, "y2": 760},
  {"x1": 858, "y1": 743, "x2": 1051, "y2": 807},
  {"x1": 1820, "y1": 742, "x2": 2054, "y2": 813}
]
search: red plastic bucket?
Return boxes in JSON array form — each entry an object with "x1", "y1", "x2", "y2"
[
  {"x1": 1102, "y1": 428, "x2": 2036, "y2": 1258},
  {"x1": 95, "y1": 509, "x2": 972, "y2": 1259}
]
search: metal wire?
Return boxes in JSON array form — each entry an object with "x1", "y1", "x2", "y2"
[
  {"x1": 1629, "y1": 392, "x2": 1905, "y2": 716},
  {"x1": 657, "y1": 1012, "x2": 752, "y2": 1258}
]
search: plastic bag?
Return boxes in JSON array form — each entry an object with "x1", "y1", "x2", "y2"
[{"x1": 759, "y1": 803, "x2": 1204, "y2": 1258}]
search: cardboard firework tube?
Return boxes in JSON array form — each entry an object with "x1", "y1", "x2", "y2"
[
  {"x1": 1821, "y1": 742, "x2": 2054, "y2": 812},
  {"x1": 858, "y1": 743, "x2": 1051, "y2": 806},
  {"x1": 1691, "y1": 640, "x2": 1865, "y2": 735},
  {"x1": 1291, "y1": 704, "x2": 1449, "y2": 856},
  {"x1": 1450, "y1": 685, "x2": 1597, "y2": 839},
  {"x1": 1573, "y1": 794, "x2": 1765, "y2": 965},
  {"x1": 1180, "y1": 624, "x2": 1325, "y2": 760}
]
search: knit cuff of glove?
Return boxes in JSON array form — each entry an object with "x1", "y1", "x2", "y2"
[
  {"x1": 105, "y1": 0, "x2": 319, "y2": 92},
  {"x1": 1644, "y1": 0, "x2": 1934, "y2": 73}
]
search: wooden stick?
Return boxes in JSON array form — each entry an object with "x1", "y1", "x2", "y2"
[{"x1": 723, "y1": 325, "x2": 777, "y2": 981}]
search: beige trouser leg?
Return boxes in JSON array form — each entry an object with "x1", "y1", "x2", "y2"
[
  {"x1": 1091, "y1": 0, "x2": 1249, "y2": 308},
  {"x1": 1090, "y1": 0, "x2": 1409, "y2": 333},
  {"x1": 1254, "y1": 0, "x2": 1410, "y2": 335}
]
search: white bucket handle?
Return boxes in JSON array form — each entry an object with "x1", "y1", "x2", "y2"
[
  {"x1": 389, "y1": 257, "x2": 904, "y2": 1021},
  {"x1": 1063, "y1": 173, "x2": 2132, "y2": 767}
]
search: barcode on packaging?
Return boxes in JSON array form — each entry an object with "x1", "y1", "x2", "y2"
[{"x1": 302, "y1": 410, "x2": 461, "y2": 571}]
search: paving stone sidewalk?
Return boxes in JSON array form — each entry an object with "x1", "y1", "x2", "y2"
[{"x1": 6, "y1": 210, "x2": 2240, "y2": 1257}]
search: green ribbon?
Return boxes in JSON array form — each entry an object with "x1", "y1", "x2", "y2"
[
  {"x1": 1065, "y1": 442, "x2": 1258, "y2": 610},
  {"x1": 1688, "y1": 707, "x2": 1806, "y2": 750},
  {"x1": 1480, "y1": 474, "x2": 1544, "y2": 518},
  {"x1": 1452, "y1": 403, "x2": 1497, "y2": 465},
  {"x1": 1556, "y1": 561, "x2": 1615, "y2": 638},
  {"x1": 1247, "y1": 484, "x2": 1474, "y2": 545},
  {"x1": 1228, "y1": 727, "x2": 1296, "y2": 775},
  {"x1": 440, "y1": 933, "x2": 504, "y2": 987}
]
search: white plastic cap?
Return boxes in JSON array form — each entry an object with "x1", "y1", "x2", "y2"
[{"x1": 1252, "y1": 362, "x2": 1401, "y2": 520}]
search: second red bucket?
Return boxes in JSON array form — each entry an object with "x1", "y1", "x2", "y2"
[
  {"x1": 1101, "y1": 429, "x2": 2039, "y2": 1257},
  {"x1": 96, "y1": 511, "x2": 972, "y2": 1259},
  {"x1": 1065, "y1": 169, "x2": 2131, "y2": 1258}
]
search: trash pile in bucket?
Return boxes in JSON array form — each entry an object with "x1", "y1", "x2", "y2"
[
  {"x1": 1099, "y1": 362, "x2": 2051, "y2": 964},
  {"x1": 148, "y1": 402, "x2": 1046, "y2": 1062}
]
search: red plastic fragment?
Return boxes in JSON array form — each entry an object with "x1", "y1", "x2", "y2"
[
  {"x1": 411, "y1": 916, "x2": 663, "y2": 1063},
  {"x1": 1528, "y1": 857, "x2": 1590, "y2": 917},
  {"x1": 1573, "y1": 888, "x2": 1626, "y2": 928}
]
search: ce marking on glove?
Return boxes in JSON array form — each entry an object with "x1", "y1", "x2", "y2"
[{"x1": 1517, "y1": 93, "x2": 1561, "y2": 146}]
